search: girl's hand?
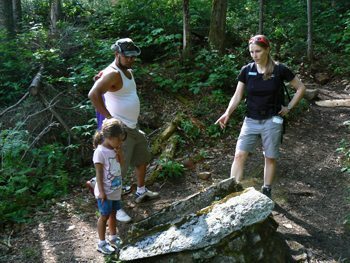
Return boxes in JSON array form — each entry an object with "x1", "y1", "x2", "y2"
[{"x1": 99, "y1": 192, "x2": 107, "y2": 203}]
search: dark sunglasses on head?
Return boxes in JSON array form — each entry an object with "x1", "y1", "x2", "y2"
[{"x1": 249, "y1": 36, "x2": 270, "y2": 47}]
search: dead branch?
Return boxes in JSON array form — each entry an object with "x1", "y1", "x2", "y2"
[
  {"x1": 21, "y1": 122, "x2": 60, "y2": 160},
  {"x1": 0, "y1": 230, "x2": 13, "y2": 251},
  {"x1": 315, "y1": 99, "x2": 350, "y2": 107},
  {"x1": 0, "y1": 92, "x2": 29, "y2": 118},
  {"x1": 0, "y1": 66, "x2": 44, "y2": 118},
  {"x1": 38, "y1": 93, "x2": 79, "y2": 143}
]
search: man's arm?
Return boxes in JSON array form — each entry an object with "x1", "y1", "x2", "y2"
[{"x1": 88, "y1": 71, "x2": 123, "y2": 118}]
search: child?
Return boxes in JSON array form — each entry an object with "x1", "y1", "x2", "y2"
[{"x1": 93, "y1": 118, "x2": 126, "y2": 254}]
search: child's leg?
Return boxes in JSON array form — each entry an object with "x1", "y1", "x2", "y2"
[
  {"x1": 108, "y1": 200, "x2": 120, "y2": 236},
  {"x1": 97, "y1": 199, "x2": 112, "y2": 241},
  {"x1": 108, "y1": 210, "x2": 117, "y2": 236},
  {"x1": 97, "y1": 214, "x2": 109, "y2": 241}
]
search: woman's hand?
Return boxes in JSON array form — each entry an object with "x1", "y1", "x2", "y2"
[
  {"x1": 278, "y1": 105, "x2": 290, "y2": 117},
  {"x1": 215, "y1": 112, "x2": 230, "y2": 129}
]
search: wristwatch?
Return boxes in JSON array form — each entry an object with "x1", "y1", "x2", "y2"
[{"x1": 287, "y1": 104, "x2": 292, "y2": 111}]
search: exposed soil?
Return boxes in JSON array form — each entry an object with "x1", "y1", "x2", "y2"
[{"x1": 1, "y1": 79, "x2": 350, "y2": 263}]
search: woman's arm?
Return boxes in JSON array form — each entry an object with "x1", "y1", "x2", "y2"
[
  {"x1": 278, "y1": 76, "x2": 306, "y2": 116},
  {"x1": 215, "y1": 81, "x2": 245, "y2": 129}
]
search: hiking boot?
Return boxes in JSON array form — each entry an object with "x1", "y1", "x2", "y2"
[
  {"x1": 261, "y1": 186, "x2": 272, "y2": 198},
  {"x1": 116, "y1": 209, "x2": 132, "y2": 223},
  {"x1": 109, "y1": 236, "x2": 123, "y2": 250},
  {"x1": 122, "y1": 185, "x2": 132, "y2": 195},
  {"x1": 97, "y1": 241, "x2": 115, "y2": 255},
  {"x1": 135, "y1": 189, "x2": 159, "y2": 203}
]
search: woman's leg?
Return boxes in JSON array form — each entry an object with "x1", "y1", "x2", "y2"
[
  {"x1": 230, "y1": 150, "x2": 249, "y2": 183},
  {"x1": 263, "y1": 157, "x2": 276, "y2": 186}
]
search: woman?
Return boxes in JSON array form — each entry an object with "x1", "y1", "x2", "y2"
[{"x1": 216, "y1": 35, "x2": 306, "y2": 198}]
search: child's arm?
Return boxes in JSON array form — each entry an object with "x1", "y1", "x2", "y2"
[{"x1": 95, "y1": 163, "x2": 106, "y2": 202}]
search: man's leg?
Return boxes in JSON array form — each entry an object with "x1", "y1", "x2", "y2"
[
  {"x1": 230, "y1": 150, "x2": 249, "y2": 183},
  {"x1": 135, "y1": 163, "x2": 147, "y2": 187}
]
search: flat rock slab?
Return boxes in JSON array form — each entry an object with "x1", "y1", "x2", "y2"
[{"x1": 119, "y1": 187, "x2": 274, "y2": 261}]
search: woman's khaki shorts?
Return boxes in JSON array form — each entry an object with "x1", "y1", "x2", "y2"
[
  {"x1": 121, "y1": 127, "x2": 152, "y2": 177},
  {"x1": 235, "y1": 116, "x2": 283, "y2": 158}
]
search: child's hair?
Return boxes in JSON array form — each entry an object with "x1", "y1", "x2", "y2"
[{"x1": 93, "y1": 118, "x2": 126, "y2": 148}]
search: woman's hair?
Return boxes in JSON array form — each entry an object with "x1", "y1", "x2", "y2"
[
  {"x1": 93, "y1": 118, "x2": 126, "y2": 148},
  {"x1": 249, "y1": 35, "x2": 276, "y2": 80}
]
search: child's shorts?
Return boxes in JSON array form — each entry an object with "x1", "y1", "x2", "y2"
[{"x1": 97, "y1": 199, "x2": 122, "y2": 216}]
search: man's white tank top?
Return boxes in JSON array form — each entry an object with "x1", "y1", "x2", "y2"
[{"x1": 103, "y1": 61, "x2": 140, "y2": 129}]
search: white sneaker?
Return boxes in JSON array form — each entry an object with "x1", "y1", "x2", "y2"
[
  {"x1": 135, "y1": 188, "x2": 159, "y2": 203},
  {"x1": 116, "y1": 209, "x2": 132, "y2": 223},
  {"x1": 97, "y1": 241, "x2": 115, "y2": 255}
]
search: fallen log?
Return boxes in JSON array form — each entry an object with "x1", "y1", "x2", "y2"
[
  {"x1": 29, "y1": 65, "x2": 44, "y2": 96},
  {"x1": 151, "y1": 113, "x2": 183, "y2": 155},
  {"x1": 0, "y1": 66, "x2": 43, "y2": 118},
  {"x1": 315, "y1": 99, "x2": 350, "y2": 107},
  {"x1": 146, "y1": 134, "x2": 179, "y2": 186}
]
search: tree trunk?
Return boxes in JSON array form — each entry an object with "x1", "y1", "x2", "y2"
[
  {"x1": 50, "y1": 0, "x2": 62, "y2": 34},
  {"x1": 307, "y1": 0, "x2": 313, "y2": 62},
  {"x1": 12, "y1": 0, "x2": 21, "y2": 32},
  {"x1": 208, "y1": 0, "x2": 228, "y2": 53},
  {"x1": 0, "y1": 0, "x2": 15, "y2": 35},
  {"x1": 182, "y1": 0, "x2": 191, "y2": 59},
  {"x1": 258, "y1": 0, "x2": 264, "y2": 34}
]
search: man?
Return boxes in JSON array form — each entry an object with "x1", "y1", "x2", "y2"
[{"x1": 88, "y1": 38, "x2": 159, "y2": 207}]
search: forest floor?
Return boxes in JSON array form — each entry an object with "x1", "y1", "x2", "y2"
[{"x1": 1, "y1": 79, "x2": 350, "y2": 263}]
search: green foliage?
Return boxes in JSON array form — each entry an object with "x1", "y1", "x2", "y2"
[
  {"x1": 157, "y1": 159, "x2": 184, "y2": 180},
  {"x1": 0, "y1": 30, "x2": 35, "y2": 106},
  {"x1": 0, "y1": 129, "x2": 75, "y2": 224},
  {"x1": 180, "y1": 119, "x2": 201, "y2": 141}
]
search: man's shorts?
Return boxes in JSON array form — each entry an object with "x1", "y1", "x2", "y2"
[
  {"x1": 97, "y1": 199, "x2": 122, "y2": 216},
  {"x1": 235, "y1": 116, "x2": 283, "y2": 158},
  {"x1": 121, "y1": 127, "x2": 152, "y2": 177}
]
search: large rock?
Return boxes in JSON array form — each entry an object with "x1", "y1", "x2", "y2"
[{"x1": 119, "y1": 182, "x2": 291, "y2": 262}]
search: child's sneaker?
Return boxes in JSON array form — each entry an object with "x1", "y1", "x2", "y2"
[
  {"x1": 135, "y1": 188, "x2": 159, "y2": 203},
  {"x1": 261, "y1": 186, "x2": 272, "y2": 198},
  {"x1": 97, "y1": 241, "x2": 115, "y2": 255},
  {"x1": 116, "y1": 209, "x2": 132, "y2": 223},
  {"x1": 109, "y1": 236, "x2": 123, "y2": 249}
]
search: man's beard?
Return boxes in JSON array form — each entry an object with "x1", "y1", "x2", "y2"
[{"x1": 118, "y1": 56, "x2": 131, "y2": 70}]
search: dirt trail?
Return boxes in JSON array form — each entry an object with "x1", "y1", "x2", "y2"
[{"x1": 1, "y1": 82, "x2": 350, "y2": 263}]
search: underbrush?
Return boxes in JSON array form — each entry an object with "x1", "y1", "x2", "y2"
[
  {"x1": 0, "y1": 128, "x2": 90, "y2": 225},
  {"x1": 336, "y1": 121, "x2": 350, "y2": 229}
]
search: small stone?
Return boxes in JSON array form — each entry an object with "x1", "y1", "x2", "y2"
[
  {"x1": 198, "y1": 171, "x2": 211, "y2": 180},
  {"x1": 67, "y1": 225, "x2": 75, "y2": 231}
]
